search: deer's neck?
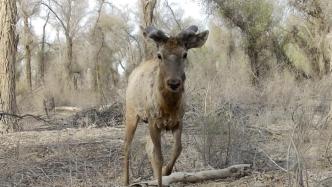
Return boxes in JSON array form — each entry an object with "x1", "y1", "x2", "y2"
[{"x1": 155, "y1": 71, "x2": 184, "y2": 113}]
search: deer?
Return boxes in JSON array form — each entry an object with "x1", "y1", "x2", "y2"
[{"x1": 123, "y1": 25, "x2": 209, "y2": 186}]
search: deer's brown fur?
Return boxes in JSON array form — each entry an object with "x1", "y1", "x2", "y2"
[{"x1": 123, "y1": 26, "x2": 209, "y2": 186}]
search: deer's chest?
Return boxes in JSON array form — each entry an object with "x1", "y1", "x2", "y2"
[
  {"x1": 155, "y1": 114, "x2": 180, "y2": 130},
  {"x1": 145, "y1": 107, "x2": 182, "y2": 130}
]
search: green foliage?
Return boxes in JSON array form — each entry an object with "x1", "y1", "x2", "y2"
[
  {"x1": 242, "y1": 0, "x2": 273, "y2": 39},
  {"x1": 284, "y1": 43, "x2": 312, "y2": 76},
  {"x1": 217, "y1": 0, "x2": 274, "y2": 39},
  {"x1": 287, "y1": 0, "x2": 332, "y2": 77},
  {"x1": 209, "y1": 0, "x2": 277, "y2": 81}
]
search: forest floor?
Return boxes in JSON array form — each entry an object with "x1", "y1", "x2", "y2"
[{"x1": 1, "y1": 103, "x2": 332, "y2": 187}]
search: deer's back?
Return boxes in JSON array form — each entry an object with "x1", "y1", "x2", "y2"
[{"x1": 125, "y1": 60, "x2": 158, "y2": 119}]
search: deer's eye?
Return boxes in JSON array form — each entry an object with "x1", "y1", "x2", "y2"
[
  {"x1": 157, "y1": 53, "x2": 162, "y2": 60},
  {"x1": 183, "y1": 52, "x2": 187, "y2": 59}
]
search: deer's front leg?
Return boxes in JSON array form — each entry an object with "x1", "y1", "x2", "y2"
[
  {"x1": 162, "y1": 123, "x2": 182, "y2": 176},
  {"x1": 148, "y1": 123, "x2": 163, "y2": 186}
]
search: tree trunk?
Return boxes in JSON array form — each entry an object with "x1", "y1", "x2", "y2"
[
  {"x1": 92, "y1": 0, "x2": 105, "y2": 99},
  {"x1": 321, "y1": 32, "x2": 331, "y2": 75},
  {"x1": 39, "y1": 12, "x2": 50, "y2": 85},
  {"x1": 248, "y1": 48, "x2": 260, "y2": 85},
  {"x1": 323, "y1": 49, "x2": 331, "y2": 75},
  {"x1": 67, "y1": 37, "x2": 73, "y2": 74},
  {"x1": 94, "y1": 30, "x2": 104, "y2": 102},
  {"x1": 141, "y1": 0, "x2": 156, "y2": 60},
  {"x1": 0, "y1": 0, "x2": 18, "y2": 133},
  {"x1": 310, "y1": 47, "x2": 323, "y2": 79},
  {"x1": 65, "y1": 34, "x2": 73, "y2": 88},
  {"x1": 23, "y1": 15, "x2": 32, "y2": 91},
  {"x1": 247, "y1": 41, "x2": 270, "y2": 84}
]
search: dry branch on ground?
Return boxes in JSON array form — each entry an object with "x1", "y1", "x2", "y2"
[{"x1": 130, "y1": 164, "x2": 251, "y2": 186}]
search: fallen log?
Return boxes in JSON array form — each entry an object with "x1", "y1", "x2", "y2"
[
  {"x1": 130, "y1": 164, "x2": 251, "y2": 186},
  {"x1": 54, "y1": 106, "x2": 81, "y2": 112}
]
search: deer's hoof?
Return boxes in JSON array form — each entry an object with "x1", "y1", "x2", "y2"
[{"x1": 162, "y1": 166, "x2": 172, "y2": 176}]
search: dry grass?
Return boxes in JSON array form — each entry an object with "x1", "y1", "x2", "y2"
[
  {"x1": 0, "y1": 127, "x2": 123, "y2": 187},
  {"x1": 184, "y1": 60, "x2": 332, "y2": 186}
]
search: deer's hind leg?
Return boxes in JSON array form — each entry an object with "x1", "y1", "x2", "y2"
[{"x1": 123, "y1": 111, "x2": 139, "y2": 186}]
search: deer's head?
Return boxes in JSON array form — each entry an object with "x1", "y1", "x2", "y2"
[{"x1": 144, "y1": 25, "x2": 209, "y2": 93}]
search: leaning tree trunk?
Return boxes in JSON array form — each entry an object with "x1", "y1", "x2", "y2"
[
  {"x1": 141, "y1": 0, "x2": 156, "y2": 60},
  {"x1": 0, "y1": 0, "x2": 18, "y2": 133},
  {"x1": 23, "y1": 15, "x2": 32, "y2": 91},
  {"x1": 315, "y1": 28, "x2": 331, "y2": 77}
]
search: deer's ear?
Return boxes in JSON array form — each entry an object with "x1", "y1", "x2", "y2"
[
  {"x1": 183, "y1": 30, "x2": 209, "y2": 49},
  {"x1": 143, "y1": 26, "x2": 169, "y2": 44},
  {"x1": 177, "y1": 25, "x2": 209, "y2": 49}
]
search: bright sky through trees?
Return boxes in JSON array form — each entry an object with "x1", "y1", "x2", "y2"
[{"x1": 32, "y1": 0, "x2": 207, "y2": 41}]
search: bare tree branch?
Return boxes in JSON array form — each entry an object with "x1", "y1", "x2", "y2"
[
  {"x1": 165, "y1": 0, "x2": 182, "y2": 31},
  {"x1": 93, "y1": 0, "x2": 106, "y2": 36},
  {"x1": 40, "y1": 2, "x2": 68, "y2": 34}
]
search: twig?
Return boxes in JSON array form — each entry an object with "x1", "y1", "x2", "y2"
[
  {"x1": 258, "y1": 147, "x2": 287, "y2": 172},
  {"x1": 0, "y1": 112, "x2": 50, "y2": 124}
]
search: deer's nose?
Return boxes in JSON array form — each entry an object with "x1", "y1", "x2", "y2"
[{"x1": 167, "y1": 79, "x2": 182, "y2": 91}]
